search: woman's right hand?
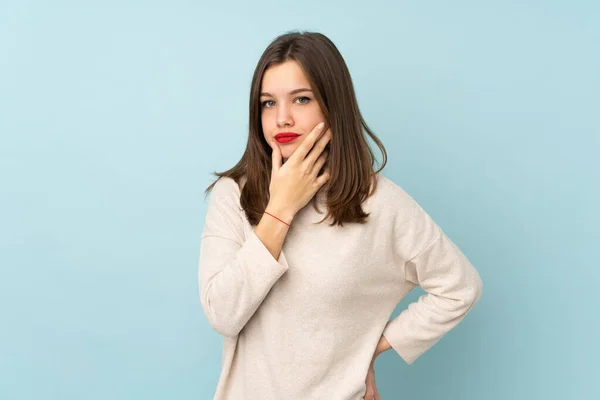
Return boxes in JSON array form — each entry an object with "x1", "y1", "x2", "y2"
[{"x1": 266, "y1": 121, "x2": 332, "y2": 223}]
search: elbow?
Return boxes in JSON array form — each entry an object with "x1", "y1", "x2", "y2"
[
  {"x1": 205, "y1": 314, "x2": 243, "y2": 338},
  {"x1": 449, "y1": 274, "x2": 483, "y2": 315},
  {"x1": 200, "y1": 288, "x2": 244, "y2": 338},
  {"x1": 473, "y1": 273, "x2": 483, "y2": 303},
  {"x1": 465, "y1": 273, "x2": 483, "y2": 309}
]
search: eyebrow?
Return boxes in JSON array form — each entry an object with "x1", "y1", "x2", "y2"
[{"x1": 259, "y1": 88, "x2": 313, "y2": 97}]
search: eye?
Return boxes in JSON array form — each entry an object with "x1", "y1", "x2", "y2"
[
  {"x1": 296, "y1": 96, "x2": 311, "y2": 104},
  {"x1": 261, "y1": 100, "x2": 275, "y2": 108}
]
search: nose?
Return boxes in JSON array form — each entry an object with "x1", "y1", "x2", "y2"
[{"x1": 276, "y1": 103, "x2": 294, "y2": 128}]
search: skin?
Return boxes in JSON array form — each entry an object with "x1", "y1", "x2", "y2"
[
  {"x1": 259, "y1": 59, "x2": 394, "y2": 399},
  {"x1": 259, "y1": 60, "x2": 327, "y2": 163},
  {"x1": 365, "y1": 336, "x2": 393, "y2": 400}
]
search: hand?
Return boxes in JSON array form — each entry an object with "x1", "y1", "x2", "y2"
[
  {"x1": 266, "y1": 122, "x2": 332, "y2": 222},
  {"x1": 363, "y1": 335, "x2": 391, "y2": 400},
  {"x1": 362, "y1": 358, "x2": 381, "y2": 400}
]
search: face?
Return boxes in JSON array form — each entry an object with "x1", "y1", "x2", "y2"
[{"x1": 259, "y1": 60, "x2": 326, "y2": 162}]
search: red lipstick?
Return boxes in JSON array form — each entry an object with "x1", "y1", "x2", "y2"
[{"x1": 274, "y1": 132, "x2": 301, "y2": 144}]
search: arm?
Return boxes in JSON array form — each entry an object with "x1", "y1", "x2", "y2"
[
  {"x1": 382, "y1": 192, "x2": 483, "y2": 365},
  {"x1": 198, "y1": 178, "x2": 295, "y2": 337}
]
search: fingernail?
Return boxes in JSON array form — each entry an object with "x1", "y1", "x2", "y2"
[{"x1": 317, "y1": 122, "x2": 324, "y2": 130}]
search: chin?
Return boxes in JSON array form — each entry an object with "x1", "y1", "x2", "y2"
[{"x1": 281, "y1": 146, "x2": 296, "y2": 155}]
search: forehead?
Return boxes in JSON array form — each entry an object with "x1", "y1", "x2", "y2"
[{"x1": 260, "y1": 60, "x2": 311, "y2": 93}]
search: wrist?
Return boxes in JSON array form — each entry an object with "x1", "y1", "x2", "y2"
[
  {"x1": 265, "y1": 204, "x2": 295, "y2": 225},
  {"x1": 375, "y1": 335, "x2": 392, "y2": 358}
]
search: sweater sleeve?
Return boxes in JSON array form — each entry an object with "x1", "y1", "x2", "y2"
[
  {"x1": 382, "y1": 191, "x2": 483, "y2": 365},
  {"x1": 198, "y1": 177, "x2": 290, "y2": 337}
]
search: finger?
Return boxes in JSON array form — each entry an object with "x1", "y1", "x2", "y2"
[
  {"x1": 269, "y1": 138, "x2": 282, "y2": 173},
  {"x1": 287, "y1": 121, "x2": 326, "y2": 164},
  {"x1": 310, "y1": 150, "x2": 328, "y2": 176},
  {"x1": 315, "y1": 168, "x2": 331, "y2": 186},
  {"x1": 303, "y1": 128, "x2": 331, "y2": 170}
]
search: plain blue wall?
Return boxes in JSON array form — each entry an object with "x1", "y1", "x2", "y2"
[{"x1": 1, "y1": 1, "x2": 598, "y2": 399}]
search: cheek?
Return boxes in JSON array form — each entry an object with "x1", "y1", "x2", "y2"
[
  {"x1": 304, "y1": 104, "x2": 325, "y2": 122},
  {"x1": 261, "y1": 111, "x2": 275, "y2": 131}
]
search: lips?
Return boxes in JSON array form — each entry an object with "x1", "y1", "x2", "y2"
[
  {"x1": 274, "y1": 132, "x2": 300, "y2": 140},
  {"x1": 275, "y1": 132, "x2": 301, "y2": 144}
]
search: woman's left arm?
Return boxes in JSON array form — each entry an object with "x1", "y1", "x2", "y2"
[
  {"x1": 380, "y1": 187, "x2": 483, "y2": 365},
  {"x1": 382, "y1": 226, "x2": 483, "y2": 365}
]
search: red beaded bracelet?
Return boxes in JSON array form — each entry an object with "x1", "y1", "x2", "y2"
[{"x1": 264, "y1": 211, "x2": 290, "y2": 227}]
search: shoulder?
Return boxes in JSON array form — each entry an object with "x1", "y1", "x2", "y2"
[
  {"x1": 210, "y1": 176, "x2": 242, "y2": 200},
  {"x1": 376, "y1": 174, "x2": 442, "y2": 260},
  {"x1": 373, "y1": 173, "x2": 435, "y2": 230},
  {"x1": 373, "y1": 173, "x2": 420, "y2": 209},
  {"x1": 206, "y1": 176, "x2": 244, "y2": 216},
  {"x1": 202, "y1": 176, "x2": 245, "y2": 240}
]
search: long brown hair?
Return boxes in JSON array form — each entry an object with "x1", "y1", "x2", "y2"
[{"x1": 204, "y1": 30, "x2": 388, "y2": 227}]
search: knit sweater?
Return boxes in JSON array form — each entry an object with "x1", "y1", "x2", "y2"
[{"x1": 198, "y1": 173, "x2": 482, "y2": 400}]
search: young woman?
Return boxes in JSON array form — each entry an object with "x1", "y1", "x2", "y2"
[{"x1": 199, "y1": 31, "x2": 483, "y2": 400}]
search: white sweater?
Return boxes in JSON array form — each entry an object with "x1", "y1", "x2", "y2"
[{"x1": 198, "y1": 173, "x2": 482, "y2": 399}]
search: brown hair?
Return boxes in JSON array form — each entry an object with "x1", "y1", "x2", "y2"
[{"x1": 204, "y1": 30, "x2": 388, "y2": 227}]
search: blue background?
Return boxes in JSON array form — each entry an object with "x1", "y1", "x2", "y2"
[{"x1": 1, "y1": 1, "x2": 598, "y2": 399}]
